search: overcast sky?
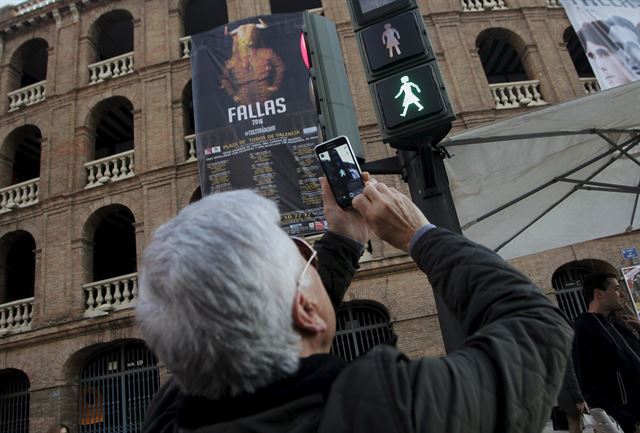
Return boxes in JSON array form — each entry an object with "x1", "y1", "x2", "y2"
[{"x1": 0, "y1": 0, "x2": 18, "y2": 8}]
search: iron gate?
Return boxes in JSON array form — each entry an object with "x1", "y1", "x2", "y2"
[
  {"x1": 552, "y1": 266, "x2": 592, "y2": 323},
  {"x1": 0, "y1": 370, "x2": 29, "y2": 433},
  {"x1": 331, "y1": 302, "x2": 392, "y2": 361},
  {"x1": 79, "y1": 342, "x2": 159, "y2": 433}
]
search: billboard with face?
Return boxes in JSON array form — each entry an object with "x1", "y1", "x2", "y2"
[{"x1": 562, "y1": 0, "x2": 640, "y2": 89}]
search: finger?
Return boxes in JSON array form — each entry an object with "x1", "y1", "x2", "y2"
[
  {"x1": 362, "y1": 171, "x2": 371, "y2": 182},
  {"x1": 319, "y1": 177, "x2": 338, "y2": 207},
  {"x1": 352, "y1": 191, "x2": 373, "y2": 215}
]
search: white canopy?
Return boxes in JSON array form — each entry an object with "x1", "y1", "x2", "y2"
[{"x1": 441, "y1": 82, "x2": 640, "y2": 259}]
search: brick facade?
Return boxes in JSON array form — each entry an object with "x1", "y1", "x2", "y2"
[{"x1": 0, "y1": 0, "x2": 637, "y2": 431}]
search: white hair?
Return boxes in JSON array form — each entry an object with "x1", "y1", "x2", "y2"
[{"x1": 136, "y1": 190, "x2": 303, "y2": 399}]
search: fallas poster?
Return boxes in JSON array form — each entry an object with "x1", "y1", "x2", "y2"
[{"x1": 190, "y1": 13, "x2": 327, "y2": 235}]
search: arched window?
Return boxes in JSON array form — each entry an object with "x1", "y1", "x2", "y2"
[
  {"x1": 182, "y1": 81, "x2": 196, "y2": 162},
  {"x1": 552, "y1": 259, "x2": 617, "y2": 322},
  {"x1": 189, "y1": 186, "x2": 202, "y2": 204},
  {"x1": 0, "y1": 125, "x2": 42, "y2": 199},
  {"x1": 0, "y1": 369, "x2": 30, "y2": 433},
  {"x1": 91, "y1": 10, "x2": 134, "y2": 62},
  {"x1": 331, "y1": 301, "x2": 393, "y2": 361},
  {"x1": 85, "y1": 97, "x2": 134, "y2": 187},
  {"x1": 476, "y1": 30, "x2": 528, "y2": 84},
  {"x1": 91, "y1": 205, "x2": 137, "y2": 282},
  {"x1": 270, "y1": 0, "x2": 322, "y2": 13},
  {"x1": 0, "y1": 231, "x2": 36, "y2": 304},
  {"x1": 7, "y1": 39, "x2": 48, "y2": 111},
  {"x1": 78, "y1": 342, "x2": 159, "y2": 433},
  {"x1": 182, "y1": 0, "x2": 228, "y2": 36},
  {"x1": 88, "y1": 10, "x2": 134, "y2": 84},
  {"x1": 564, "y1": 27, "x2": 595, "y2": 78}
]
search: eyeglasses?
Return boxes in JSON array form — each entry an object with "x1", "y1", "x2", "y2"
[{"x1": 291, "y1": 236, "x2": 318, "y2": 288}]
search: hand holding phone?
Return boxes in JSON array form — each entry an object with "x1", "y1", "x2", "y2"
[{"x1": 315, "y1": 136, "x2": 364, "y2": 208}]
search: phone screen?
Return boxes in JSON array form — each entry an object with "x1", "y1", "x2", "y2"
[{"x1": 316, "y1": 138, "x2": 364, "y2": 207}]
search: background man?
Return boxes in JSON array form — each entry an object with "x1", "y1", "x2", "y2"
[
  {"x1": 573, "y1": 273, "x2": 640, "y2": 433},
  {"x1": 137, "y1": 176, "x2": 572, "y2": 433}
]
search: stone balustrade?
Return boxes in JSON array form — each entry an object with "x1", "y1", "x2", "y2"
[
  {"x1": 0, "y1": 298, "x2": 34, "y2": 334},
  {"x1": 8, "y1": 81, "x2": 46, "y2": 112},
  {"x1": 185, "y1": 134, "x2": 197, "y2": 162},
  {"x1": 85, "y1": 150, "x2": 135, "y2": 188},
  {"x1": 547, "y1": 0, "x2": 562, "y2": 7},
  {"x1": 84, "y1": 273, "x2": 138, "y2": 316},
  {"x1": 0, "y1": 178, "x2": 40, "y2": 213},
  {"x1": 461, "y1": 0, "x2": 507, "y2": 11},
  {"x1": 180, "y1": 36, "x2": 192, "y2": 59},
  {"x1": 15, "y1": 0, "x2": 57, "y2": 15},
  {"x1": 580, "y1": 77, "x2": 600, "y2": 94},
  {"x1": 88, "y1": 52, "x2": 134, "y2": 84},
  {"x1": 489, "y1": 80, "x2": 547, "y2": 109}
]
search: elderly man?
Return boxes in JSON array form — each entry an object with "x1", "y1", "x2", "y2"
[{"x1": 137, "y1": 176, "x2": 572, "y2": 433}]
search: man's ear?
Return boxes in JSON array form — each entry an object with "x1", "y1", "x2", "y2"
[{"x1": 292, "y1": 291, "x2": 327, "y2": 334}]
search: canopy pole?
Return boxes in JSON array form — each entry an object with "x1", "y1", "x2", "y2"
[
  {"x1": 462, "y1": 136, "x2": 639, "y2": 230},
  {"x1": 495, "y1": 140, "x2": 636, "y2": 253},
  {"x1": 559, "y1": 179, "x2": 640, "y2": 193},
  {"x1": 595, "y1": 131, "x2": 640, "y2": 169}
]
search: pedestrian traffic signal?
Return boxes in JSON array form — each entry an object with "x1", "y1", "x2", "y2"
[
  {"x1": 359, "y1": 10, "x2": 432, "y2": 79},
  {"x1": 374, "y1": 64, "x2": 446, "y2": 129},
  {"x1": 347, "y1": 0, "x2": 454, "y2": 147}
]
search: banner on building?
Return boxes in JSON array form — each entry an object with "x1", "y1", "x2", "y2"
[
  {"x1": 562, "y1": 0, "x2": 640, "y2": 89},
  {"x1": 190, "y1": 13, "x2": 326, "y2": 235},
  {"x1": 621, "y1": 264, "x2": 640, "y2": 318}
]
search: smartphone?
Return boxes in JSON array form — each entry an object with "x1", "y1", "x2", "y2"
[{"x1": 315, "y1": 136, "x2": 365, "y2": 208}]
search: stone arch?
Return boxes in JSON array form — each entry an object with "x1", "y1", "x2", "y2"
[
  {"x1": 0, "y1": 368, "x2": 30, "y2": 432},
  {"x1": 0, "y1": 230, "x2": 36, "y2": 304},
  {"x1": 7, "y1": 38, "x2": 49, "y2": 92},
  {"x1": 82, "y1": 204, "x2": 137, "y2": 283},
  {"x1": 180, "y1": 0, "x2": 228, "y2": 36},
  {"x1": 85, "y1": 96, "x2": 134, "y2": 161},
  {"x1": 182, "y1": 80, "x2": 194, "y2": 136},
  {"x1": 88, "y1": 9, "x2": 134, "y2": 62},
  {"x1": 332, "y1": 300, "x2": 393, "y2": 361},
  {"x1": 0, "y1": 124, "x2": 42, "y2": 188},
  {"x1": 476, "y1": 27, "x2": 530, "y2": 83}
]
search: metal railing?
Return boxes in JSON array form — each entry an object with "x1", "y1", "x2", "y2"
[
  {"x1": 331, "y1": 303, "x2": 392, "y2": 361},
  {"x1": 88, "y1": 52, "x2": 134, "y2": 84},
  {"x1": 83, "y1": 273, "x2": 138, "y2": 316},
  {"x1": 7, "y1": 80, "x2": 46, "y2": 112},
  {"x1": 85, "y1": 150, "x2": 135, "y2": 188},
  {"x1": 0, "y1": 297, "x2": 34, "y2": 334},
  {"x1": 489, "y1": 80, "x2": 547, "y2": 109},
  {"x1": 0, "y1": 178, "x2": 39, "y2": 213},
  {"x1": 461, "y1": 0, "x2": 507, "y2": 11}
]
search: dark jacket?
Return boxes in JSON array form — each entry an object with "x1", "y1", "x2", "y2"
[
  {"x1": 143, "y1": 228, "x2": 572, "y2": 433},
  {"x1": 572, "y1": 312, "x2": 640, "y2": 432}
]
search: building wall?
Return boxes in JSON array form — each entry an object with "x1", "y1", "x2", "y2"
[{"x1": 0, "y1": 0, "x2": 637, "y2": 430}]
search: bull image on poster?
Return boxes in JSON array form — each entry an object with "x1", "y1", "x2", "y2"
[{"x1": 190, "y1": 13, "x2": 326, "y2": 235}]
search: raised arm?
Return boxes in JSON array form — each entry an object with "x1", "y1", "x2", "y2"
[{"x1": 352, "y1": 179, "x2": 573, "y2": 433}]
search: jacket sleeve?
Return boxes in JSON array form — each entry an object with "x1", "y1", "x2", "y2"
[
  {"x1": 315, "y1": 231, "x2": 364, "y2": 309},
  {"x1": 392, "y1": 228, "x2": 573, "y2": 433}
]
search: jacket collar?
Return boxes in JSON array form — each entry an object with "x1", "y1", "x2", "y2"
[{"x1": 176, "y1": 354, "x2": 348, "y2": 429}]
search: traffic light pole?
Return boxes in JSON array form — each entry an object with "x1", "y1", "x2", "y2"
[{"x1": 362, "y1": 141, "x2": 466, "y2": 353}]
